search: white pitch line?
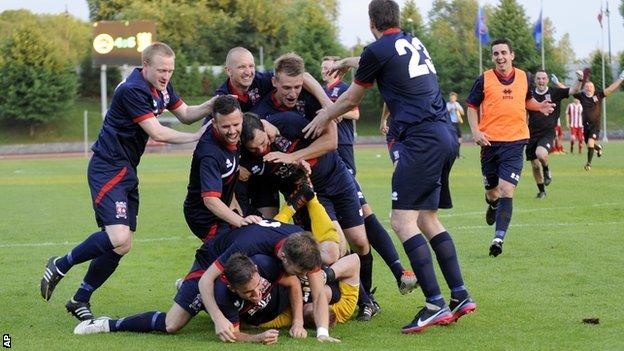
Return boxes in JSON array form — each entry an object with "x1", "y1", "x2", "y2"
[
  {"x1": 0, "y1": 235, "x2": 196, "y2": 249},
  {"x1": 440, "y1": 202, "x2": 624, "y2": 218}
]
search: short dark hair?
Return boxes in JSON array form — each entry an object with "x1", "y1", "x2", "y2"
[
  {"x1": 223, "y1": 252, "x2": 257, "y2": 288},
  {"x1": 282, "y1": 232, "x2": 322, "y2": 272},
  {"x1": 241, "y1": 112, "x2": 264, "y2": 146},
  {"x1": 368, "y1": 0, "x2": 400, "y2": 31},
  {"x1": 213, "y1": 95, "x2": 241, "y2": 118},
  {"x1": 491, "y1": 38, "x2": 514, "y2": 53},
  {"x1": 535, "y1": 69, "x2": 548, "y2": 75}
]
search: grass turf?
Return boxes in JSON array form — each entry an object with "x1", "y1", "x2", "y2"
[{"x1": 0, "y1": 143, "x2": 623, "y2": 350}]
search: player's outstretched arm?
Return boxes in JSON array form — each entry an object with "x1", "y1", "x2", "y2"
[
  {"x1": 526, "y1": 97, "x2": 555, "y2": 114},
  {"x1": 604, "y1": 71, "x2": 624, "y2": 96},
  {"x1": 139, "y1": 117, "x2": 207, "y2": 144},
  {"x1": 303, "y1": 83, "x2": 367, "y2": 139},
  {"x1": 203, "y1": 197, "x2": 261, "y2": 228},
  {"x1": 308, "y1": 270, "x2": 340, "y2": 343},
  {"x1": 234, "y1": 329, "x2": 280, "y2": 345},
  {"x1": 278, "y1": 275, "x2": 307, "y2": 338},
  {"x1": 199, "y1": 264, "x2": 237, "y2": 342},
  {"x1": 171, "y1": 95, "x2": 220, "y2": 125},
  {"x1": 303, "y1": 73, "x2": 333, "y2": 108}
]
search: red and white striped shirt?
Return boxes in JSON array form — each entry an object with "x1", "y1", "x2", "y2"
[{"x1": 567, "y1": 103, "x2": 583, "y2": 128}]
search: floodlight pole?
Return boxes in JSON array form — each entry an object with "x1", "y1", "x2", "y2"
[{"x1": 101, "y1": 64, "x2": 107, "y2": 120}]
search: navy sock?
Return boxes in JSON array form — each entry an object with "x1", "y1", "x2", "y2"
[
  {"x1": 357, "y1": 283, "x2": 371, "y2": 306},
  {"x1": 364, "y1": 214, "x2": 403, "y2": 281},
  {"x1": 587, "y1": 147, "x2": 594, "y2": 164},
  {"x1": 402, "y1": 234, "x2": 441, "y2": 300},
  {"x1": 73, "y1": 250, "x2": 123, "y2": 303},
  {"x1": 358, "y1": 252, "x2": 373, "y2": 294},
  {"x1": 494, "y1": 198, "x2": 513, "y2": 240},
  {"x1": 430, "y1": 232, "x2": 467, "y2": 300},
  {"x1": 542, "y1": 164, "x2": 549, "y2": 174},
  {"x1": 109, "y1": 311, "x2": 167, "y2": 333},
  {"x1": 537, "y1": 183, "x2": 545, "y2": 192},
  {"x1": 55, "y1": 231, "x2": 113, "y2": 274}
]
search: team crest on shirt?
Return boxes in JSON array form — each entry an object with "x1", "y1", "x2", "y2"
[
  {"x1": 115, "y1": 201, "x2": 127, "y2": 219},
  {"x1": 225, "y1": 158, "x2": 233, "y2": 168},
  {"x1": 248, "y1": 88, "x2": 261, "y2": 104},
  {"x1": 296, "y1": 101, "x2": 306, "y2": 115},
  {"x1": 162, "y1": 90, "x2": 170, "y2": 106},
  {"x1": 331, "y1": 87, "x2": 340, "y2": 98},
  {"x1": 545, "y1": 94, "x2": 551, "y2": 101}
]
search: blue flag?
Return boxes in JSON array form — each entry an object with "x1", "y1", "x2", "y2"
[
  {"x1": 533, "y1": 10, "x2": 542, "y2": 50},
  {"x1": 475, "y1": 6, "x2": 490, "y2": 45}
]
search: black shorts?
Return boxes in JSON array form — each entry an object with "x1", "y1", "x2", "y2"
[
  {"x1": 452, "y1": 122, "x2": 462, "y2": 138},
  {"x1": 583, "y1": 122, "x2": 600, "y2": 143},
  {"x1": 481, "y1": 140, "x2": 527, "y2": 189},
  {"x1": 526, "y1": 131, "x2": 555, "y2": 161}
]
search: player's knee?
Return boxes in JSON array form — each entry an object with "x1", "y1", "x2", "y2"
[
  {"x1": 165, "y1": 320, "x2": 183, "y2": 334},
  {"x1": 320, "y1": 242, "x2": 340, "y2": 265}
]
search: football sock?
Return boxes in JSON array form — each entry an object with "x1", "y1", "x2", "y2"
[
  {"x1": 494, "y1": 197, "x2": 513, "y2": 240},
  {"x1": 570, "y1": 142, "x2": 574, "y2": 153},
  {"x1": 587, "y1": 147, "x2": 594, "y2": 164},
  {"x1": 55, "y1": 231, "x2": 114, "y2": 274},
  {"x1": 274, "y1": 203, "x2": 295, "y2": 223},
  {"x1": 402, "y1": 234, "x2": 441, "y2": 300},
  {"x1": 537, "y1": 183, "x2": 545, "y2": 192},
  {"x1": 357, "y1": 283, "x2": 371, "y2": 305},
  {"x1": 542, "y1": 164, "x2": 549, "y2": 175},
  {"x1": 73, "y1": 250, "x2": 123, "y2": 302},
  {"x1": 430, "y1": 232, "x2": 466, "y2": 298},
  {"x1": 322, "y1": 266, "x2": 336, "y2": 284},
  {"x1": 358, "y1": 252, "x2": 373, "y2": 295},
  {"x1": 364, "y1": 214, "x2": 404, "y2": 281},
  {"x1": 109, "y1": 311, "x2": 167, "y2": 333},
  {"x1": 486, "y1": 197, "x2": 499, "y2": 210},
  {"x1": 306, "y1": 196, "x2": 337, "y2": 243}
]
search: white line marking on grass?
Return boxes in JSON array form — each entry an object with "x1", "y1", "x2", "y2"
[
  {"x1": 0, "y1": 235, "x2": 196, "y2": 249},
  {"x1": 440, "y1": 202, "x2": 624, "y2": 218},
  {"x1": 451, "y1": 221, "x2": 624, "y2": 231}
]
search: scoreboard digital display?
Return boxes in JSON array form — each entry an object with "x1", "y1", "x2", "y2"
[{"x1": 92, "y1": 21, "x2": 157, "y2": 66}]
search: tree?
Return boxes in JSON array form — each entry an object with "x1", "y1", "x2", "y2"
[
  {"x1": 426, "y1": 0, "x2": 480, "y2": 98},
  {"x1": 540, "y1": 18, "x2": 567, "y2": 79},
  {"x1": 488, "y1": 0, "x2": 540, "y2": 73},
  {"x1": 590, "y1": 50, "x2": 613, "y2": 91},
  {"x1": 401, "y1": 0, "x2": 426, "y2": 39},
  {"x1": 282, "y1": 0, "x2": 344, "y2": 80},
  {"x1": 0, "y1": 26, "x2": 77, "y2": 133}
]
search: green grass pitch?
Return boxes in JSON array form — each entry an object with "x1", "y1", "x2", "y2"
[{"x1": 1, "y1": 143, "x2": 623, "y2": 350}]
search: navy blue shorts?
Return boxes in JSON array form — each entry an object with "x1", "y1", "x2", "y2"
[
  {"x1": 88, "y1": 155, "x2": 139, "y2": 231},
  {"x1": 250, "y1": 174, "x2": 280, "y2": 209},
  {"x1": 294, "y1": 178, "x2": 364, "y2": 231},
  {"x1": 390, "y1": 120, "x2": 456, "y2": 210},
  {"x1": 480, "y1": 140, "x2": 527, "y2": 189},
  {"x1": 337, "y1": 145, "x2": 356, "y2": 175},
  {"x1": 174, "y1": 276, "x2": 204, "y2": 317},
  {"x1": 350, "y1": 175, "x2": 368, "y2": 207},
  {"x1": 183, "y1": 214, "x2": 232, "y2": 242}
]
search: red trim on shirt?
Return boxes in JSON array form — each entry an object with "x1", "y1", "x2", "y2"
[
  {"x1": 354, "y1": 79, "x2": 373, "y2": 88},
  {"x1": 307, "y1": 158, "x2": 318, "y2": 168},
  {"x1": 211, "y1": 125, "x2": 239, "y2": 152},
  {"x1": 227, "y1": 80, "x2": 250, "y2": 103},
  {"x1": 274, "y1": 238, "x2": 286, "y2": 257},
  {"x1": 326, "y1": 79, "x2": 341, "y2": 91},
  {"x1": 184, "y1": 269, "x2": 206, "y2": 281},
  {"x1": 494, "y1": 68, "x2": 515, "y2": 81},
  {"x1": 202, "y1": 191, "x2": 222, "y2": 198},
  {"x1": 271, "y1": 92, "x2": 292, "y2": 112},
  {"x1": 95, "y1": 167, "x2": 128, "y2": 206},
  {"x1": 215, "y1": 259, "x2": 225, "y2": 272},
  {"x1": 132, "y1": 113, "x2": 155, "y2": 123},
  {"x1": 203, "y1": 224, "x2": 218, "y2": 242},
  {"x1": 170, "y1": 99, "x2": 184, "y2": 110},
  {"x1": 466, "y1": 102, "x2": 479, "y2": 110},
  {"x1": 383, "y1": 28, "x2": 401, "y2": 35}
]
